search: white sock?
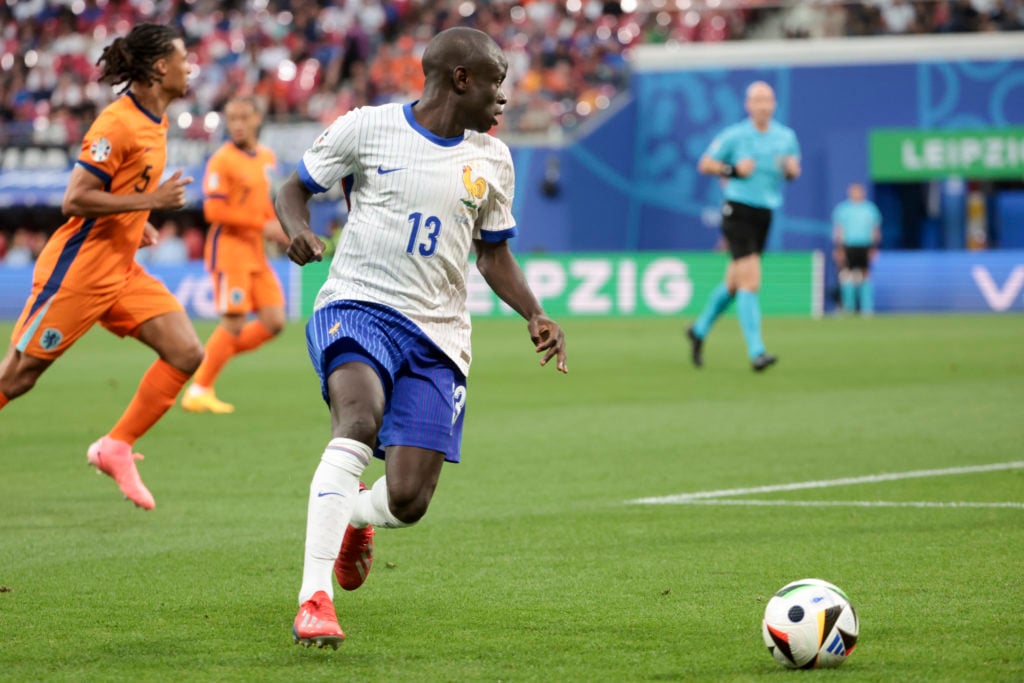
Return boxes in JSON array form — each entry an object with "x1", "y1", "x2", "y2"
[
  {"x1": 350, "y1": 475, "x2": 409, "y2": 529},
  {"x1": 298, "y1": 438, "x2": 371, "y2": 604},
  {"x1": 187, "y1": 383, "x2": 209, "y2": 396}
]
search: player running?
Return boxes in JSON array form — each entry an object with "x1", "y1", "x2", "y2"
[
  {"x1": 182, "y1": 95, "x2": 287, "y2": 414},
  {"x1": 0, "y1": 24, "x2": 202, "y2": 510},
  {"x1": 275, "y1": 27, "x2": 569, "y2": 648}
]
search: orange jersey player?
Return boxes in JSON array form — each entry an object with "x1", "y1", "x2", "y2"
[
  {"x1": 181, "y1": 96, "x2": 286, "y2": 414},
  {"x1": 0, "y1": 24, "x2": 203, "y2": 511}
]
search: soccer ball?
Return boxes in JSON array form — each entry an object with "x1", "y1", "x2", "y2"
[{"x1": 761, "y1": 578, "x2": 859, "y2": 669}]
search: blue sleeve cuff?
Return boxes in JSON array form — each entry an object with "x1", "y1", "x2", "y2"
[
  {"x1": 76, "y1": 160, "x2": 112, "y2": 189},
  {"x1": 297, "y1": 159, "x2": 329, "y2": 194},
  {"x1": 480, "y1": 226, "x2": 517, "y2": 243}
]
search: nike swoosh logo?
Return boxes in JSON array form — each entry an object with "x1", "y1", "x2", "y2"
[
  {"x1": 377, "y1": 165, "x2": 403, "y2": 175},
  {"x1": 316, "y1": 491, "x2": 346, "y2": 498}
]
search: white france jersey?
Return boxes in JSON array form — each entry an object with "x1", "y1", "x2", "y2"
[{"x1": 297, "y1": 102, "x2": 517, "y2": 376}]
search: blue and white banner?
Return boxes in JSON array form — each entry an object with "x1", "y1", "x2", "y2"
[
  {"x1": 0, "y1": 258, "x2": 296, "y2": 321},
  {"x1": 1, "y1": 251, "x2": 1022, "y2": 320},
  {"x1": 873, "y1": 251, "x2": 1024, "y2": 312}
]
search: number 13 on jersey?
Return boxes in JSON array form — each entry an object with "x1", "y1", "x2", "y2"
[{"x1": 406, "y1": 212, "x2": 441, "y2": 257}]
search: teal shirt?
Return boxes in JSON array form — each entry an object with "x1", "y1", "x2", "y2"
[
  {"x1": 832, "y1": 199, "x2": 881, "y2": 246},
  {"x1": 704, "y1": 119, "x2": 800, "y2": 210}
]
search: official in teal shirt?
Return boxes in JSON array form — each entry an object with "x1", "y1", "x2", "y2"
[
  {"x1": 686, "y1": 81, "x2": 801, "y2": 372},
  {"x1": 832, "y1": 183, "x2": 881, "y2": 315},
  {"x1": 712, "y1": 119, "x2": 800, "y2": 211}
]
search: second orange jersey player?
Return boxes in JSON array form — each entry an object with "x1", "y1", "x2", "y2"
[{"x1": 181, "y1": 96, "x2": 287, "y2": 414}]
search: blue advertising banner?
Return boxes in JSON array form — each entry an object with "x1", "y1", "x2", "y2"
[
  {"x1": 873, "y1": 251, "x2": 1024, "y2": 312},
  {"x1": 0, "y1": 259, "x2": 296, "y2": 321}
]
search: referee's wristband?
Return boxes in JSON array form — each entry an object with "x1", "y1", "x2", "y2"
[{"x1": 720, "y1": 163, "x2": 738, "y2": 178}]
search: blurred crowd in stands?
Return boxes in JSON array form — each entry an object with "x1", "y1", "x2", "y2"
[
  {"x1": 1, "y1": 0, "x2": 1021, "y2": 156},
  {"x1": 0, "y1": 0, "x2": 1021, "y2": 264},
  {"x1": 0, "y1": 226, "x2": 47, "y2": 265}
]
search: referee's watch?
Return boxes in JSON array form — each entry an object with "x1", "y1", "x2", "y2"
[{"x1": 720, "y1": 163, "x2": 738, "y2": 178}]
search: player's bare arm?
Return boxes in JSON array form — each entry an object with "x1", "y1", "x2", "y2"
[
  {"x1": 274, "y1": 171, "x2": 324, "y2": 265},
  {"x1": 62, "y1": 166, "x2": 193, "y2": 217},
  {"x1": 474, "y1": 239, "x2": 568, "y2": 373}
]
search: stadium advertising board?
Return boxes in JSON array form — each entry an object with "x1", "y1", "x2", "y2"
[
  {"x1": 299, "y1": 252, "x2": 822, "y2": 318},
  {"x1": 4, "y1": 251, "x2": 1021, "y2": 320},
  {"x1": 869, "y1": 128, "x2": 1024, "y2": 181},
  {"x1": 873, "y1": 251, "x2": 1024, "y2": 312}
]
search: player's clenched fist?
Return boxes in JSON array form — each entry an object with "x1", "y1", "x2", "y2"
[{"x1": 287, "y1": 230, "x2": 326, "y2": 265}]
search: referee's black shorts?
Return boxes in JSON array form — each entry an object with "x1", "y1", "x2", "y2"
[
  {"x1": 721, "y1": 200, "x2": 773, "y2": 260},
  {"x1": 844, "y1": 246, "x2": 871, "y2": 271}
]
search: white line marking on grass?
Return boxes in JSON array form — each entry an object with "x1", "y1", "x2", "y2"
[
  {"x1": 669, "y1": 499, "x2": 1024, "y2": 510},
  {"x1": 628, "y1": 461, "x2": 1024, "y2": 505}
]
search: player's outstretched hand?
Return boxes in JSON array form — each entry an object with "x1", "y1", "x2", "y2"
[
  {"x1": 287, "y1": 230, "x2": 326, "y2": 265},
  {"x1": 152, "y1": 169, "x2": 194, "y2": 210},
  {"x1": 529, "y1": 315, "x2": 568, "y2": 374}
]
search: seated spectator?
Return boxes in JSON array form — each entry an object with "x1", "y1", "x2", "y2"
[
  {"x1": 183, "y1": 225, "x2": 206, "y2": 261},
  {"x1": 881, "y1": 0, "x2": 920, "y2": 33},
  {"x1": 4, "y1": 227, "x2": 35, "y2": 266}
]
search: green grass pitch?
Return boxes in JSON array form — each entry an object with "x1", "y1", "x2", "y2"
[{"x1": 1, "y1": 314, "x2": 1022, "y2": 682}]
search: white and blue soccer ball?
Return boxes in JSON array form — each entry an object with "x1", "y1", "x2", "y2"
[{"x1": 762, "y1": 578, "x2": 859, "y2": 669}]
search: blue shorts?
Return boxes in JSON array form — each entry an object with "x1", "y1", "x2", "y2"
[{"x1": 306, "y1": 300, "x2": 467, "y2": 463}]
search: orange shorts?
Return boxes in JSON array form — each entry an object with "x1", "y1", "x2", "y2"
[
  {"x1": 12, "y1": 264, "x2": 183, "y2": 360},
  {"x1": 211, "y1": 260, "x2": 285, "y2": 316}
]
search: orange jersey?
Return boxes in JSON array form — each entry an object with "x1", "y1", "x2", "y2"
[
  {"x1": 33, "y1": 93, "x2": 168, "y2": 294},
  {"x1": 203, "y1": 142, "x2": 276, "y2": 270}
]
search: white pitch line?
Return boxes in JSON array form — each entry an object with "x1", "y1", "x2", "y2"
[
  {"x1": 668, "y1": 499, "x2": 1024, "y2": 510},
  {"x1": 628, "y1": 461, "x2": 1024, "y2": 505}
]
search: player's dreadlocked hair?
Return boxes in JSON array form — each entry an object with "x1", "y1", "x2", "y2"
[{"x1": 97, "y1": 23, "x2": 180, "y2": 93}]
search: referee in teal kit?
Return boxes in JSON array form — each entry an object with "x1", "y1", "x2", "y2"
[
  {"x1": 686, "y1": 81, "x2": 801, "y2": 372},
  {"x1": 832, "y1": 182, "x2": 881, "y2": 316}
]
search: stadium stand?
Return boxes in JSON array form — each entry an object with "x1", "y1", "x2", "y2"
[{"x1": 2, "y1": 0, "x2": 1020, "y2": 150}]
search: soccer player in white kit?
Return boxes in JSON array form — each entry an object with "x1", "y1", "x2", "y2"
[{"x1": 275, "y1": 26, "x2": 569, "y2": 649}]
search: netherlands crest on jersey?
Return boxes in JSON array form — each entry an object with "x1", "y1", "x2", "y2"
[{"x1": 39, "y1": 328, "x2": 63, "y2": 351}]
